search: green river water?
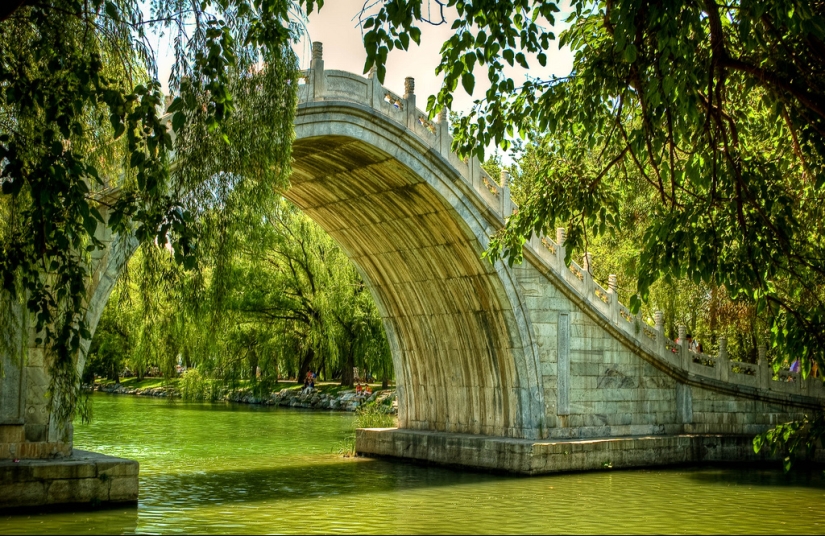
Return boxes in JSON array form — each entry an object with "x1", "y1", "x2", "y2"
[{"x1": 2, "y1": 393, "x2": 825, "y2": 534}]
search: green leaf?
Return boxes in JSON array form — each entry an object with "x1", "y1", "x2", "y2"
[
  {"x1": 130, "y1": 151, "x2": 144, "y2": 167},
  {"x1": 172, "y1": 111, "x2": 185, "y2": 132},
  {"x1": 166, "y1": 97, "x2": 184, "y2": 113},
  {"x1": 753, "y1": 434, "x2": 764, "y2": 453},
  {"x1": 104, "y1": 1, "x2": 120, "y2": 22},
  {"x1": 461, "y1": 72, "x2": 475, "y2": 95}
]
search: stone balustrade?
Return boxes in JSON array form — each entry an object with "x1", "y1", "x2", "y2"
[{"x1": 298, "y1": 43, "x2": 824, "y2": 405}]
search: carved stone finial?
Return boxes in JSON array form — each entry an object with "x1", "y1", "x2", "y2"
[
  {"x1": 583, "y1": 252, "x2": 592, "y2": 271},
  {"x1": 312, "y1": 42, "x2": 323, "y2": 61},
  {"x1": 500, "y1": 170, "x2": 510, "y2": 188},
  {"x1": 556, "y1": 228, "x2": 566, "y2": 245},
  {"x1": 678, "y1": 325, "x2": 687, "y2": 343},
  {"x1": 608, "y1": 274, "x2": 617, "y2": 292},
  {"x1": 718, "y1": 335, "x2": 728, "y2": 355},
  {"x1": 438, "y1": 107, "x2": 448, "y2": 123},
  {"x1": 757, "y1": 344, "x2": 767, "y2": 364},
  {"x1": 654, "y1": 310, "x2": 663, "y2": 328},
  {"x1": 404, "y1": 77, "x2": 415, "y2": 98}
]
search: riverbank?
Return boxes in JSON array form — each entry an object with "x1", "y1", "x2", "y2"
[{"x1": 89, "y1": 379, "x2": 397, "y2": 413}]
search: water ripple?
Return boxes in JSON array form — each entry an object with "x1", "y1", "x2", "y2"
[{"x1": 2, "y1": 394, "x2": 823, "y2": 535}]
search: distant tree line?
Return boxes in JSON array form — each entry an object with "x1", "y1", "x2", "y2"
[{"x1": 84, "y1": 198, "x2": 393, "y2": 390}]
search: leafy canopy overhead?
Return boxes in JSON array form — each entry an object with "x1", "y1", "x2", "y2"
[
  {"x1": 360, "y1": 0, "x2": 825, "y2": 374},
  {"x1": 0, "y1": 0, "x2": 323, "y2": 422}
]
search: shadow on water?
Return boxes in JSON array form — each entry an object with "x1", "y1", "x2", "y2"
[
  {"x1": 684, "y1": 464, "x2": 825, "y2": 489},
  {"x1": 97, "y1": 393, "x2": 285, "y2": 413},
  {"x1": 143, "y1": 457, "x2": 513, "y2": 508},
  {"x1": 0, "y1": 506, "x2": 138, "y2": 535},
  {"x1": 117, "y1": 395, "x2": 347, "y2": 415}
]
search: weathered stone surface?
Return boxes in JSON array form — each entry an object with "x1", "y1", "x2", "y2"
[
  {"x1": 107, "y1": 476, "x2": 139, "y2": 502},
  {"x1": 0, "y1": 450, "x2": 138, "y2": 509},
  {"x1": 0, "y1": 425, "x2": 24, "y2": 444},
  {"x1": 356, "y1": 428, "x2": 824, "y2": 474}
]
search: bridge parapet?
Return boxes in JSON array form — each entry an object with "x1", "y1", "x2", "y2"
[
  {"x1": 530, "y1": 223, "x2": 823, "y2": 401},
  {"x1": 297, "y1": 42, "x2": 515, "y2": 222},
  {"x1": 297, "y1": 42, "x2": 824, "y2": 406}
]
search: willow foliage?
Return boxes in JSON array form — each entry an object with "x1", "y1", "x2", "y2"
[
  {"x1": 89, "y1": 198, "x2": 393, "y2": 390},
  {"x1": 0, "y1": 0, "x2": 308, "y2": 424}
]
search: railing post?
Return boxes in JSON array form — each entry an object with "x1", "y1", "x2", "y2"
[
  {"x1": 469, "y1": 156, "x2": 483, "y2": 202},
  {"x1": 404, "y1": 77, "x2": 416, "y2": 129},
  {"x1": 367, "y1": 65, "x2": 380, "y2": 109},
  {"x1": 437, "y1": 108, "x2": 450, "y2": 156},
  {"x1": 717, "y1": 336, "x2": 729, "y2": 382},
  {"x1": 310, "y1": 42, "x2": 325, "y2": 99},
  {"x1": 654, "y1": 311, "x2": 665, "y2": 356},
  {"x1": 678, "y1": 325, "x2": 689, "y2": 369},
  {"x1": 582, "y1": 253, "x2": 594, "y2": 303},
  {"x1": 500, "y1": 170, "x2": 513, "y2": 218},
  {"x1": 607, "y1": 274, "x2": 619, "y2": 324},
  {"x1": 556, "y1": 228, "x2": 566, "y2": 272},
  {"x1": 758, "y1": 344, "x2": 770, "y2": 390}
]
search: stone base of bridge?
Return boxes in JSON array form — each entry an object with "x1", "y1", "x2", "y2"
[
  {"x1": 0, "y1": 450, "x2": 138, "y2": 511},
  {"x1": 355, "y1": 428, "x2": 800, "y2": 474}
]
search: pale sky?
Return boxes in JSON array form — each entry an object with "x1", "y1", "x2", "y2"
[
  {"x1": 154, "y1": 0, "x2": 574, "y2": 118},
  {"x1": 298, "y1": 0, "x2": 574, "y2": 114}
]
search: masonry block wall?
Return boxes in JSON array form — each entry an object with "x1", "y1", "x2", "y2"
[{"x1": 512, "y1": 260, "x2": 810, "y2": 440}]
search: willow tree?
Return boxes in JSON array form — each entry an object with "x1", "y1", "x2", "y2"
[
  {"x1": 231, "y1": 199, "x2": 391, "y2": 387},
  {"x1": 89, "y1": 195, "x2": 393, "y2": 390},
  {"x1": 0, "y1": 0, "x2": 309, "y2": 423}
]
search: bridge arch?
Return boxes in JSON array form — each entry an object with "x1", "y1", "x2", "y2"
[
  {"x1": 4, "y1": 49, "x2": 825, "y2": 476},
  {"x1": 70, "y1": 54, "x2": 824, "y2": 450},
  {"x1": 288, "y1": 101, "x2": 544, "y2": 439}
]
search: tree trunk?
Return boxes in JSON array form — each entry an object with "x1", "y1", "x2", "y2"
[
  {"x1": 248, "y1": 351, "x2": 259, "y2": 382},
  {"x1": 297, "y1": 347, "x2": 315, "y2": 386},
  {"x1": 341, "y1": 345, "x2": 355, "y2": 387}
]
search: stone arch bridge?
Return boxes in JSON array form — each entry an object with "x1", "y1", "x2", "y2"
[{"x1": 2, "y1": 44, "x2": 824, "y2": 481}]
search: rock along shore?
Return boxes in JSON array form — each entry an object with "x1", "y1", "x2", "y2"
[{"x1": 90, "y1": 382, "x2": 397, "y2": 413}]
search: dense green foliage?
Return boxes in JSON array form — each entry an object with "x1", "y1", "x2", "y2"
[
  {"x1": 0, "y1": 0, "x2": 327, "y2": 422},
  {"x1": 491, "y1": 142, "x2": 772, "y2": 363},
  {"x1": 754, "y1": 413, "x2": 825, "y2": 471},
  {"x1": 84, "y1": 197, "x2": 392, "y2": 392},
  {"x1": 361, "y1": 0, "x2": 825, "y2": 379}
]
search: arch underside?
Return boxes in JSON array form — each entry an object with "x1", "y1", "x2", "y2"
[{"x1": 288, "y1": 132, "x2": 538, "y2": 438}]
